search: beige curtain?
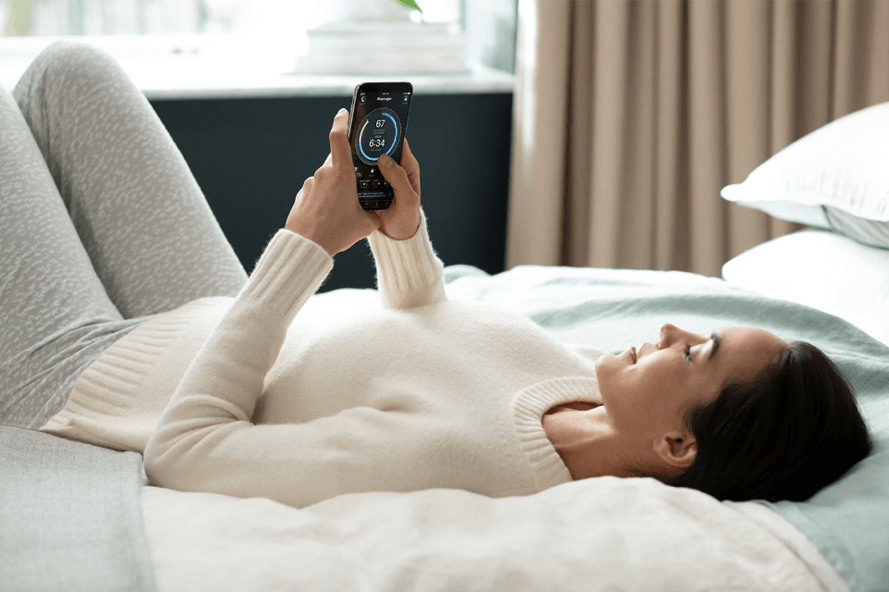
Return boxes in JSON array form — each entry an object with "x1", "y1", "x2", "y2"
[{"x1": 507, "y1": 0, "x2": 889, "y2": 277}]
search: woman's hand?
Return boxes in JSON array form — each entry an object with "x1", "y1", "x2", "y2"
[
  {"x1": 285, "y1": 109, "x2": 381, "y2": 256},
  {"x1": 373, "y1": 138, "x2": 422, "y2": 240}
]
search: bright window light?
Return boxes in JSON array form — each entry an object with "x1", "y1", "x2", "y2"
[
  {"x1": 2, "y1": 0, "x2": 460, "y2": 37},
  {"x1": 1, "y1": 0, "x2": 517, "y2": 78}
]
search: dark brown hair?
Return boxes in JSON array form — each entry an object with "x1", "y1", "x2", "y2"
[{"x1": 666, "y1": 341, "x2": 873, "y2": 502}]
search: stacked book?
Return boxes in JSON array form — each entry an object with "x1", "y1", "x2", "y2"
[{"x1": 293, "y1": 21, "x2": 469, "y2": 75}]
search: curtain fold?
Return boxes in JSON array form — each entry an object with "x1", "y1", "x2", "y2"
[{"x1": 507, "y1": 0, "x2": 889, "y2": 277}]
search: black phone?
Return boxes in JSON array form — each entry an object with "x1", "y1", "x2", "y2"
[{"x1": 347, "y1": 81, "x2": 413, "y2": 210}]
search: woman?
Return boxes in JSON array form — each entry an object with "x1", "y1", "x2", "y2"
[{"x1": 0, "y1": 41, "x2": 871, "y2": 509}]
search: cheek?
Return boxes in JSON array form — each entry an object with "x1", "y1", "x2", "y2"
[
  {"x1": 613, "y1": 361, "x2": 673, "y2": 414},
  {"x1": 595, "y1": 355, "x2": 683, "y2": 422}
]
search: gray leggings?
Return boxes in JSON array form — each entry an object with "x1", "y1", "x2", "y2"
[{"x1": 0, "y1": 41, "x2": 248, "y2": 429}]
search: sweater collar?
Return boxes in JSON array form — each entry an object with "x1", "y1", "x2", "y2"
[{"x1": 509, "y1": 376, "x2": 602, "y2": 492}]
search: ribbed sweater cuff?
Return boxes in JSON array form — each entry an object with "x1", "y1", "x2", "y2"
[
  {"x1": 237, "y1": 229, "x2": 333, "y2": 325},
  {"x1": 367, "y1": 207, "x2": 443, "y2": 297}
]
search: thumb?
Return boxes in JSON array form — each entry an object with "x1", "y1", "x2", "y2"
[{"x1": 378, "y1": 154, "x2": 414, "y2": 196}]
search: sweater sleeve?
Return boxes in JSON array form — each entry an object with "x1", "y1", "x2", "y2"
[
  {"x1": 366, "y1": 206, "x2": 448, "y2": 309},
  {"x1": 141, "y1": 229, "x2": 440, "y2": 509}
]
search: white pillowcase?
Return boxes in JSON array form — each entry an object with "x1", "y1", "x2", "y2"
[
  {"x1": 721, "y1": 229, "x2": 889, "y2": 346},
  {"x1": 721, "y1": 101, "x2": 889, "y2": 249}
]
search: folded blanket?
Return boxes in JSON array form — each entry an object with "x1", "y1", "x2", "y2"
[{"x1": 0, "y1": 425, "x2": 155, "y2": 592}]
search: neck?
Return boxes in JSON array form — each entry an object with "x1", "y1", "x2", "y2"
[{"x1": 542, "y1": 403, "x2": 639, "y2": 480}]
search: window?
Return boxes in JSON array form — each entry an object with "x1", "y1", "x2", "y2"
[{"x1": 1, "y1": 0, "x2": 517, "y2": 75}]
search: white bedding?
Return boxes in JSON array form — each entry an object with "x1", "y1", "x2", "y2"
[
  {"x1": 141, "y1": 477, "x2": 843, "y2": 592},
  {"x1": 721, "y1": 229, "x2": 889, "y2": 345}
]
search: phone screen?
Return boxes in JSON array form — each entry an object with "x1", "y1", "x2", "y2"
[{"x1": 348, "y1": 82, "x2": 413, "y2": 210}]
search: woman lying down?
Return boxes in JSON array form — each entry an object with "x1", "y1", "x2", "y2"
[{"x1": 2, "y1": 41, "x2": 872, "y2": 510}]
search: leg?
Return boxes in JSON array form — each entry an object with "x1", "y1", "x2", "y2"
[
  {"x1": 12, "y1": 40, "x2": 248, "y2": 319},
  {"x1": 0, "y1": 82, "x2": 141, "y2": 429}
]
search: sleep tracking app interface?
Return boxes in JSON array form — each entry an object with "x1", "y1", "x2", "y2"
[{"x1": 348, "y1": 82, "x2": 413, "y2": 210}]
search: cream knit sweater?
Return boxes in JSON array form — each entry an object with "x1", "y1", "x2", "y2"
[{"x1": 41, "y1": 209, "x2": 607, "y2": 509}]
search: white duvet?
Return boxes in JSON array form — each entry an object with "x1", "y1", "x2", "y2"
[{"x1": 141, "y1": 475, "x2": 846, "y2": 592}]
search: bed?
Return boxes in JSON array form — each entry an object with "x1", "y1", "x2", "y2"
[{"x1": 3, "y1": 104, "x2": 889, "y2": 592}]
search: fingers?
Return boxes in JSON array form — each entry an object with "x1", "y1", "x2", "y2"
[
  {"x1": 402, "y1": 138, "x2": 418, "y2": 170},
  {"x1": 378, "y1": 154, "x2": 419, "y2": 205},
  {"x1": 365, "y1": 209, "x2": 383, "y2": 231},
  {"x1": 328, "y1": 109, "x2": 353, "y2": 170},
  {"x1": 377, "y1": 154, "x2": 402, "y2": 186},
  {"x1": 399, "y1": 139, "x2": 421, "y2": 197}
]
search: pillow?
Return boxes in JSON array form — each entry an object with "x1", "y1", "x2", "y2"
[
  {"x1": 721, "y1": 229, "x2": 889, "y2": 346},
  {"x1": 721, "y1": 101, "x2": 889, "y2": 249}
]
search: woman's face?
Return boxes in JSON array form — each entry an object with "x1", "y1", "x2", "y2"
[{"x1": 594, "y1": 323, "x2": 788, "y2": 439}]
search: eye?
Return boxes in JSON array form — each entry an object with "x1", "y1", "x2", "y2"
[{"x1": 684, "y1": 343, "x2": 693, "y2": 363}]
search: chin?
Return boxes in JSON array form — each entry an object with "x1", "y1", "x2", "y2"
[
  {"x1": 594, "y1": 352, "x2": 625, "y2": 400},
  {"x1": 593, "y1": 354, "x2": 615, "y2": 382},
  {"x1": 595, "y1": 350, "x2": 626, "y2": 370},
  {"x1": 593, "y1": 353, "x2": 608, "y2": 373}
]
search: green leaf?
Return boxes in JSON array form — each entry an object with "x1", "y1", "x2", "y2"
[{"x1": 394, "y1": 0, "x2": 423, "y2": 12}]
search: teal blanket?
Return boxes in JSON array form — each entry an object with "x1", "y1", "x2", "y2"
[{"x1": 443, "y1": 264, "x2": 889, "y2": 592}]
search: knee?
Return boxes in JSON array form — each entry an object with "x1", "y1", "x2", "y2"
[
  {"x1": 26, "y1": 39, "x2": 123, "y2": 91},
  {"x1": 36, "y1": 39, "x2": 115, "y2": 69}
]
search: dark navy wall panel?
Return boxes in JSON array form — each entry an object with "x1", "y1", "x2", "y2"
[{"x1": 150, "y1": 93, "x2": 512, "y2": 292}]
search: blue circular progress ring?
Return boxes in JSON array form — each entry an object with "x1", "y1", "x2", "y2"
[{"x1": 358, "y1": 109, "x2": 399, "y2": 165}]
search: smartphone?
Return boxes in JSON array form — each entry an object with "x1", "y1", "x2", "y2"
[{"x1": 347, "y1": 82, "x2": 413, "y2": 210}]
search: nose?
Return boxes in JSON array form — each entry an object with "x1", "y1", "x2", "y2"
[
  {"x1": 659, "y1": 323, "x2": 710, "y2": 350},
  {"x1": 658, "y1": 323, "x2": 699, "y2": 349},
  {"x1": 657, "y1": 323, "x2": 679, "y2": 348}
]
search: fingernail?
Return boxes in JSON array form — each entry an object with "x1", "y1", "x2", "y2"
[
  {"x1": 338, "y1": 108, "x2": 347, "y2": 114},
  {"x1": 379, "y1": 154, "x2": 392, "y2": 168}
]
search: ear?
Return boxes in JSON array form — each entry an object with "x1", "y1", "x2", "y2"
[{"x1": 652, "y1": 431, "x2": 697, "y2": 470}]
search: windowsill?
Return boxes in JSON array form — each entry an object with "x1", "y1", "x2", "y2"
[{"x1": 0, "y1": 35, "x2": 515, "y2": 99}]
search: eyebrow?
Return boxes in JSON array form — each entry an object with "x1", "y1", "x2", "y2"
[{"x1": 708, "y1": 332, "x2": 722, "y2": 362}]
